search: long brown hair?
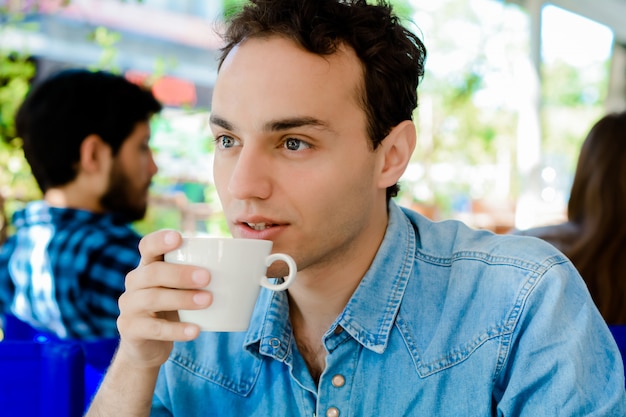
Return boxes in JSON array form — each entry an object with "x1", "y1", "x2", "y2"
[{"x1": 566, "y1": 111, "x2": 626, "y2": 324}]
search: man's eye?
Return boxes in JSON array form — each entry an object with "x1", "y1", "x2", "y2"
[
  {"x1": 284, "y1": 138, "x2": 310, "y2": 151},
  {"x1": 216, "y1": 135, "x2": 238, "y2": 149}
]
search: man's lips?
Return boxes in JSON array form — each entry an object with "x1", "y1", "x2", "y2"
[
  {"x1": 234, "y1": 219, "x2": 288, "y2": 239},
  {"x1": 235, "y1": 215, "x2": 287, "y2": 231},
  {"x1": 243, "y1": 222, "x2": 278, "y2": 231}
]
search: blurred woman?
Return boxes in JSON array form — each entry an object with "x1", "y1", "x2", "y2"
[{"x1": 516, "y1": 111, "x2": 626, "y2": 324}]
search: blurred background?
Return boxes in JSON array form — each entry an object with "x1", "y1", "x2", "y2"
[{"x1": 1, "y1": 0, "x2": 625, "y2": 238}]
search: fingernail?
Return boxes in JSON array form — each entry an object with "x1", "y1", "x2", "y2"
[
  {"x1": 192, "y1": 270, "x2": 209, "y2": 285},
  {"x1": 164, "y1": 231, "x2": 178, "y2": 246},
  {"x1": 184, "y1": 325, "x2": 197, "y2": 337},
  {"x1": 193, "y1": 292, "x2": 210, "y2": 305}
]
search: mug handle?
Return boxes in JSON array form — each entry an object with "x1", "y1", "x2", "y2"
[{"x1": 260, "y1": 253, "x2": 297, "y2": 291}]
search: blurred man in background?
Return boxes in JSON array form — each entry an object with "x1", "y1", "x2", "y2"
[{"x1": 0, "y1": 69, "x2": 162, "y2": 339}]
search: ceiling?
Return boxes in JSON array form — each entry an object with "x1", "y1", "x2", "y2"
[{"x1": 508, "y1": 0, "x2": 626, "y2": 43}]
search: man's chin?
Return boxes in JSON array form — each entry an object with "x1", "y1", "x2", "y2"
[{"x1": 266, "y1": 263, "x2": 292, "y2": 279}]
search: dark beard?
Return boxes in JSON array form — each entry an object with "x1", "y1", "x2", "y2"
[{"x1": 99, "y1": 163, "x2": 148, "y2": 222}]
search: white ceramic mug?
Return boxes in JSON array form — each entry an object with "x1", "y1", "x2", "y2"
[{"x1": 164, "y1": 236, "x2": 297, "y2": 332}]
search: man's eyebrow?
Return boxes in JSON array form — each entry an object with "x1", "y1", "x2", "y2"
[
  {"x1": 209, "y1": 114, "x2": 233, "y2": 130},
  {"x1": 264, "y1": 117, "x2": 330, "y2": 132},
  {"x1": 210, "y1": 114, "x2": 332, "y2": 133}
]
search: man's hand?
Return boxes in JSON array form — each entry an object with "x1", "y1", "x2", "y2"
[
  {"x1": 86, "y1": 229, "x2": 212, "y2": 416},
  {"x1": 116, "y1": 229, "x2": 213, "y2": 368}
]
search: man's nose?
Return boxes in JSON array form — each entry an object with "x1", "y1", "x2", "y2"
[{"x1": 227, "y1": 146, "x2": 272, "y2": 200}]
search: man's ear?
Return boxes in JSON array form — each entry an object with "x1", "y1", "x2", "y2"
[
  {"x1": 376, "y1": 120, "x2": 416, "y2": 189},
  {"x1": 79, "y1": 134, "x2": 112, "y2": 175}
]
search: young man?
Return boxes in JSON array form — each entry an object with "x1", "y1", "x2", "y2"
[
  {"x1": 0, "y1": 69, "x2": 162, "y2": 339},
  {"x1": 87, "y1": 0, "x2": 626, "y2": 415}
]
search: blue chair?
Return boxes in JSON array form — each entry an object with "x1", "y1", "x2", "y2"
[
  {"x1": 608, "y1": 325, "x2": 626, "y2": 388},
  {"x1": 0, "y1": 314, "x2": 118, "y2": 414},
  {"x1": 82, "y1": 336, "x2": 119, "y2": 407},
  {"x1": 609, "y1": 325, "x2": 626, "y2": 359},
  {"x1": 0, "y1": 338, "x2": 85, "y2": 417}
]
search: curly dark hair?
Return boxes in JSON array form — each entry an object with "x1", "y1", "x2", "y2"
[
  {"x1": 15, "y1": 69, "x2": 162, "y2": 193},
  {"x1": 218, "y1": 0, "x2": 427, "y2": 199}
]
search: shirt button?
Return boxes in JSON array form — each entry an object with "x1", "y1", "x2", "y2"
[
  {"x1": 333, "y1": 326, "x2": 343, "y2": 335},
  {"x1": 269, "y1": 338, "x2": 281, "y2": 348},
  {"x1": 331, "y1": 374, "x2": 345, "y2": 387},
  {"x1": 326, "y1": 407, "x2": 340, "y2": 417}
]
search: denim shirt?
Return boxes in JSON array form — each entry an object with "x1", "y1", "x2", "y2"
[{"x1": 153, "y1": 202, "x2": 626, "y2": 416}]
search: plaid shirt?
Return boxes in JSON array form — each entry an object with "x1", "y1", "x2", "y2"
[{"x1": 0, "y1": 201, "x2": 141, "y2": 339}]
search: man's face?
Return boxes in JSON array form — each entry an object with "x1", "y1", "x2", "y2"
[
  {"x1": 100, "y1": 121, "x2": 158, "y2": 222},
  {"x1": 211, "y1": 37, "x2": 390, "y2": 278}
]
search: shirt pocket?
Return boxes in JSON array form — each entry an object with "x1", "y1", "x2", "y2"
[
  {"x1": 169, "y1": 334, "x2": 264, "y2": 396},
  {"x1": 396, "y1": 315, "x2": 511, "y2": 378}
]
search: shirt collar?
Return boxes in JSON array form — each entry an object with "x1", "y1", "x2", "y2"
[
  {"x1": 244, "y1": 201, "x2": 416, "y2": 356},
  {"x1": 244, "y1": 289, "x2": 292, "y2": 360},
  {"x1": 335, "y1": 201, "x2": 416, "y2": 353},
  {"x1": 14, "y1": 201, "x2": 129, "y2": 228}
]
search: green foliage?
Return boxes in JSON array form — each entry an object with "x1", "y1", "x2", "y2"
[
  {"x1": 540, "y1": 57, "x2": 610, "y2": 185},
  {"x1": 132, "y1": 204, "x2": 181, "y2": 236},
  {"x1": 87, "y1": 26, "x2": 122, "y2": 73},
  {"x1": 0, "y1": 20, "x2": 41, "y2": 228},
  {"x1": 389, "y1": 0, "x2": 414, "y2": 21},
  {"x1": 222, "y1": 0, "x2": 246, "y2": 19},
  {"x1": 221, "y1": 0, "x2": 414, "y2": 20},
  {"x1": 542, "y1": 60, "x2": 604, "y2": 107},
  {"x1": 0, "y1": 55, "x2": 34, "y2": 140}
]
